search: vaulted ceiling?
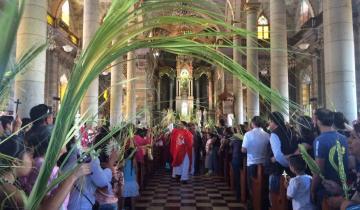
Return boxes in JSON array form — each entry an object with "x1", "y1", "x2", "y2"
[{"x1": 48, "y1": 0, "x2": 321, "y2": 38}]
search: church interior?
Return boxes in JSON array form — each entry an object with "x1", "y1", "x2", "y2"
[{"x1": 1, "y1": 0, "x2": 360, "y2": 210}]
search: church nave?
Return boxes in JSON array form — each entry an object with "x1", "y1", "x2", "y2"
[{"x1": 135, "y1": 170, "x2": 245, "y2": 210}]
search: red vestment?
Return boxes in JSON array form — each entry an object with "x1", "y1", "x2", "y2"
[{"x1": 170, "y1": 128, "x2": 193, "y2": 168}]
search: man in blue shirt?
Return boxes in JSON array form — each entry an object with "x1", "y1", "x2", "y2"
[{"x1": 311, "y1": 108, "x2": 349, "y2": 209}]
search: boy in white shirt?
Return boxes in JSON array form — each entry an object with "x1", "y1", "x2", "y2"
[{"x1": 286, "y1": 155, "x2": 315, "y2": 210}]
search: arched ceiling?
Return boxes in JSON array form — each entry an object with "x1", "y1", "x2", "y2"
[{"x1": 48, "y1": 0, "x2": 321, "y2": 39}]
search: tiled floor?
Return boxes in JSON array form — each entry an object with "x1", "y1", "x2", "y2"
[{"x1": 135, "y1": 170, "x2": 246, "y2": 210}]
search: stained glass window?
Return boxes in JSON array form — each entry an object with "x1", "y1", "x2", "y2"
[
  {"x1": 61, "y1": 0, "x2": 70, "y2": 26},
  {"x1": 299, "y1": 0, "x2": 312, "y2": 26},
  {"x1": 257, "y1": 15, "x2": 269, "y2": 40}
]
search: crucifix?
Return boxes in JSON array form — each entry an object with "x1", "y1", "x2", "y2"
[{"x1": 14, "y1": 99, "x2": 21, "y2": 114}]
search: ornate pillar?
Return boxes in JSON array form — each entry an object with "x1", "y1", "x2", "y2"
[
  {"x1": 80, "y1": 0, "x2": 99, "y2": 123},
  {"x1": 157, "y1": 78, "x2": 161, "y2": 110},
  {"x1": 110, "y1": 56, "x2": 123, "y2": 126},
  {"x1": 195, "y1": 79, "x2": 200, "y2": 109},
  {"x1": 169, "y1": 78, "x2": 174, "y2": 110},
  {"x1": 126, "y1": 51, "x2": 136, "y2": 123},
  {"x1": 208, "y1": 76, "x2": 214, "y2": 111},
  {"x1": 324, "y1": 0, "x2": 357, "y2": 121},
  {"x1": 15, "y1": 0, "x2": 47, "y2": 117},
  {"x1": 246, "y1": 3, "x2": 260, "y2": 119},
  {"x1": 270, "y1": 0, "x2": 289, "y2": 120},
  {"x1": 49, "y1": 51, "x2": 59, "y2": 112}
]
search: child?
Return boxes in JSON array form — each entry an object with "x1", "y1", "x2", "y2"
[
  {"x1": 286, "y1": 155, "x2": 315, "y2": 210},
  {"x1": 122, "y1": 148, "x2": 139, "y2": 210},
  {"x1": 96, "y1": 146, "x2": 119, "y2": 210}
]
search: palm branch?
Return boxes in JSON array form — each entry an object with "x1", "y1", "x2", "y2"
[
  {"x1": 298, "y1": 144, "x2": 324, "y2": 179},
  {"x1": 335, "y1": 140, "x2": 349, "y2": 199}
]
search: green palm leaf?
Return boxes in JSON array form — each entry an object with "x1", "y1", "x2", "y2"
[{"x1": 299, "y1": 144, "x2": 324, "y2": 179}]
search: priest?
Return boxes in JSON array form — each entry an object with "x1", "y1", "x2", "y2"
[{"x1": 170, "y1": 126, "x2": 193, "y2": 184}]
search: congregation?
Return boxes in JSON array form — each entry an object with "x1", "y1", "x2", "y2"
[{"x1": 1, "y1": 104, "x2": 360, "y2": 210}]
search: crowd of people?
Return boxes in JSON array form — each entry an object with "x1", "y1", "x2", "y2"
[
  {"x1": 1, "y1": 103, "x2": 360, "y2": 210},
  {"x1": 157, "y1": 108, "x2": 360, "y2": 210},
  {"x1": 0, "y1": 104, "x2": 153, "y2": 210}
]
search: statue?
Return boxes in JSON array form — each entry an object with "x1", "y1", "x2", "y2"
[
  {"x1": 196, "y1": 109, "x2": 202, "y2": 127},
  {"x1": 203, "y1": 109, "x2": 207, "y2": 124}
]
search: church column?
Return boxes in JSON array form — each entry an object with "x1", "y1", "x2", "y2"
[
  {"x1": 270, "y1": 0, "x2": 289, "y2": 120},
  {"x1": 324, "y1": 0, "x2": 357, "y2": 121},
  {"x1": 110, "y1": 56, "x2": 123, "y2": 126},
  {"x1": 157, "y1": 78, "x2": 161, "y2": 110},
  {"x1": 169, "y1": 78, "x2": 174, "y2": 110},
  {"x1": 80, "y1": 0, "x2": 99, "y2": 123},
  {"x1": 195, "y1": 79, "x2": 200, "y2": 109},
  {"x1": 15, "y1": 0, "x2": 47, "y2": 117},
  {"x1": 126, "y1": 51, "x2": 136, "y2": 123},
  {"x1": 246, "y1": 3, "x2": 260, "y2": 119},
  {"x1": 208, "y1": 77, "x2": 214, "y2": 110},
  {"x1": 49, "y1": 52, "x2": 59, "y2": 112},
  {"x1": 233, "y1": 0, "x2": 244, "y2": 124}
]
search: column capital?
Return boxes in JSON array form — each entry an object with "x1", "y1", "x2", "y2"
[{"x1": 245, "y1": 3, "x2": 260, "y2": 12}]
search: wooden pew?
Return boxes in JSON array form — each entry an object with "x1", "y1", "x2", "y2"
[
  {"x1": 269, "y1": 176, "x2": 289, "y2": 210},
  {"x1": 240, "y1": 157, "x2": 247, "y2": 203},
  {"x1": 251, "y1": 165, "x2": 264, "y2": 210}
]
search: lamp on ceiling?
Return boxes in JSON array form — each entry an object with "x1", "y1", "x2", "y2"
[
  {"x1": 260, "y1": 66, "x2": 269, "y2": 76},
  {"x1": 298, "y1": 43, "x2": 310, "y2": 50}
]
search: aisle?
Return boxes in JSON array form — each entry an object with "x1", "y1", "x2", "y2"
[{"x1": 135, "y1": 170, "x2": 246, "y2": 210}]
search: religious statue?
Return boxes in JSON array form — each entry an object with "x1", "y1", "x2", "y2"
[
  {"x1": 196, "y1": 109, "x2": 202, "y2": 127},
  {"x1": 203, "y1": 109, "x2": 207, "y2": 124}
]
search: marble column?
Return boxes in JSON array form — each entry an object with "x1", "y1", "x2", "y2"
[
  {"x1": 169, "y1": 78, "x2": 174, "y2": 110},
  {"x1": 233, "y1": 0, "x2": 244, "y2": 124},
  {"x1": 246, "y1": 3, "x2": 260, "y2": 119},
  {"x1": 270, "y1": 0, "x2": 289, "y2": 120},
  {"x1": 195, "y1": 79, "x2": 200, "y2": 109},
  {"x1": 126, "y1": 51, "x2": 136, "y2": 123},
  {"x1": 324, "y1": 0, "x2": 357, "y2": 121},
  {"x1": 15, "y1": 0, "x2": 47, "y2": 117},
  {"x1": 80, "y1": 0, "x2": 99, "y2": 123},
  {"x1": 110, "y1": 57, "x2": 123, "y2": 126},
  {"x1": 157, "y1": 78, "x2": 161, "y2": 110},
  {"x1": 48, "y1": 51, "x2": 59, "y2": 112},
  {"x1": 208, "y1": 78, "x2": 214, "y2": 111}
]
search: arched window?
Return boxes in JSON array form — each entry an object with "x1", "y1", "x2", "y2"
[
  {"x1": 61, "y1": 0, "x2": 70, "y2": 26},
  {"x1": 299, "y1": 0, "x2": 314, "y2": 26},
  {"x1": 257, "y1": 15, "x2": 269, "y2": 40}
]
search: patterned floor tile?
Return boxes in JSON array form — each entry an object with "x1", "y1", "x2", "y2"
[{"x1": 135, "y1": 170, "x2": 245, "y2": 210}]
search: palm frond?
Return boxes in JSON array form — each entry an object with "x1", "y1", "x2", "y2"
[
  {"x1": 336, "y1": 140, "x2": 349, "y2": 199},
  {"x1": 298, "y1": 144, "x2": 324, "y2": 179}
]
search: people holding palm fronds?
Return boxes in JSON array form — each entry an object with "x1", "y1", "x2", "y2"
[
  {"x1": 267, "y1": 112, "x2": 298, "y2": 194},
  {"x1": 121, "y1": 147, "x2": 139, "y2": 210},
  {"x1": 311, "y1": 108, "x2": 349, "y2": 209}
]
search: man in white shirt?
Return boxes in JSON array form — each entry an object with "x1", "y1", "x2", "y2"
[
  {"x1": 242, "y1": 116, "x2": 270, "y2": 167},
  {"x1": 241, "y1": 116, "x2": 270, "y2": 199}
]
